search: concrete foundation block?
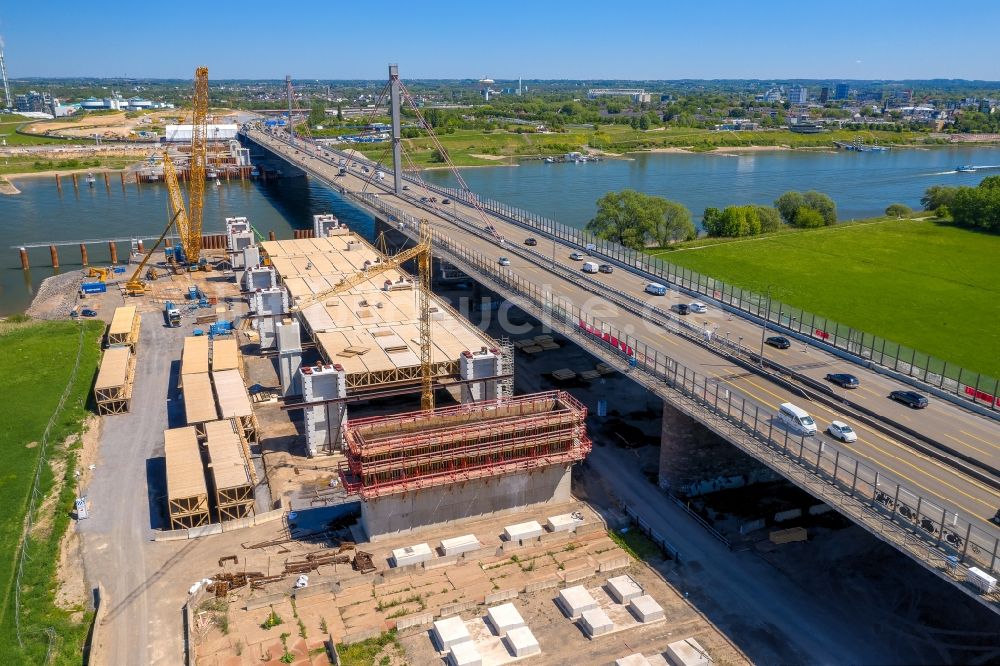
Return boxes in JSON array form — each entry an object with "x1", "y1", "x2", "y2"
[
  {"x1": 433, "y1": 616, "x2": 471, "y2": 651},
  {"x1": 392, "y1": 543, "x2": 432, "y2": 567},
  {"x1": 486, "y1": 602, "x2": 525, "y2": 636},
  {"x1": 665, "y1": 638, "x2": 711, "y2": 666},
  {"x1": 557, "y1": 585, "x2": 597, "y2": 619},
  {"x1": 394, "y1": 612, "x2": 434, "y2": 632},
  {"x1": 579, "y1": 607, "x2": 613, "y2": 637},
  {"x1": 774, "y1": 508, "x2": 802, "y2": 522},
  {"x1": 629, "y1": 595, "x2": 665, "y2": 623},
  {"x1": 617, "y1": 655, "x2": 653, "y2": 666},
  {"x1": 484, "y1": 588, "x2": 519, "y2": 605},
  {"x1": 504, "y1": 520, "x2": 543, "y2": 542},
  {"x1": 449, "y1": 640, "x2": 482, "y2": 666},
  {"x1": 504, "y1": 626, "x2": 541, "y2": 657},
  {"x1": 606, "y1": 575, "x2": 643, "y2": 604},
  {"x1": 440, "y1": 534, "x2": 481, "y2": 556},
  {"x1": 547, "y1": 512, "x2": 583, "y2": 533}
]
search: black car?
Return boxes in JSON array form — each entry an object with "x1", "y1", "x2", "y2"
[
  {"x1": 992, "y1": 509, "x2": 1000, "y2": 527},
  {"x1": 81, "y1": 308, "x2": 98, "y2": 317},
  {"x1": 442, "y1": 198, "x2": 451, "y2": 204},
  {"x1": 889, "y1": 390, "x2": 929, "y2": 409},
  {"x1": 598, "y1": 264, "x2": 613, "y2": 274},
  {"x1": 765, "y1": 336, "x2": 791, "y2": 349},
  {"x1": 825, "y1": 373, "x2": 860, "y2": 388},
  {"x1": 671, "y1": 303, "x2": 690, "y2": 315},
  {"x1": 524, "y1": 237, "x2": 538, "y2": 246}
]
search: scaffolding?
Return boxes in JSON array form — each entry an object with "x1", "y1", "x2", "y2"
[
  {"x1": 164, "y1": 426, "x2": 210, "y2": 529},
  {"x1": 106, "y1": 305, "x2": 141, "y2": 350},
  {"x1": 212, "y1": 368, "x2": 259, "y2": 443},
  {"x1": 205, "y1": 418, "x2": 256, "y2": 521},
  {"x1": 339, "y1": 391, "x2": 591, "y2": 500},
  {"x1": 183, "y1": 372, "x2": 219, "y2": 439},
  {"x1": 94, "y1": 346, "x2": 136, "y2": 415}
]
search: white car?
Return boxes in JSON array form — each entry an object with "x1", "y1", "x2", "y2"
[
  {"x1": 570, "y1": 252, "x2": 586, "y2": 261},
  {"x1": 827, "y1": 421, "x2": 857, "y2": 443},
  {"x1": 689, "y1": 301, "x2": 708, "y2": 314},
  {"x1": 498, "y1": 257, "x2": 511, "y2": 267}
]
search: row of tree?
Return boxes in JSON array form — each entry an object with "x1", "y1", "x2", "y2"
[
  {"x1": 921, "y1": 176, "x2": 1000, "y2": 231},
  {"x1": 585, "y1": 187, "x2": 844, "y2": 248}
]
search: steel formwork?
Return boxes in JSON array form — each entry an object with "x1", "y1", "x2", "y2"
[{"x1": 339, "y1": 390, "x2": 591, "y2": 499}]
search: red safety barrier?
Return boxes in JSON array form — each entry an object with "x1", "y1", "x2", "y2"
[
  {"x1": 814, "y1": 329, "x2": 830, "y2": 340},
  {"x1": 578, "y1": 320, "x2": 634, "y2": 357},
  {"x1": 964, "y1": 386, "x2": 999, "y2": 406}
]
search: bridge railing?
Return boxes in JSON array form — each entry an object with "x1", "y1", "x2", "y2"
[
  {"x1": 252, "y1": 122, "x2": 1000, "y2": 411},
  {"x1": 403, "y1": 175, "x2": 1000, "y2": 415}
]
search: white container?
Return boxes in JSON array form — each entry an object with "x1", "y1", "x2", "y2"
[
  {"x1": 582, "y1": 261, "x2": 599, "y2": 273},
  {"x1": 967, "y1": 566, "x2": 997, "y2": 594},
  {"x1": 392, "y1": 542, "x2": 432, "y2": 567},
  {"x1": 504, "y1": 520, "x2": 543, "y2": 542}
]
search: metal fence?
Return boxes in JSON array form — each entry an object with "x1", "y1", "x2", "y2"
[{"x1": 414, "y1": 181, "x2": 1000, "y2": 414}]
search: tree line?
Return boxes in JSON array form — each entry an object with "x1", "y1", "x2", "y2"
[{"x1": 921, "y1": 176, "x2": 1000, "y2": 232}]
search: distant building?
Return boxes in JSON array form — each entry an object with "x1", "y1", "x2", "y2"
[
  {"x1": 762, "y1": 88, "x2": 783, "y2": 103},
  {"x1": 834, "y1": 83, "x2": 850, "y2": 100},
  {"x1": 787, "y1": 86, "x2": 808, "y2": 104},
  {"x1": 80, "y1": 94, "x2": 173, "y2": 111},
  {"x1": 714, "y1": 120, "x2": 760, "y2": 131},
  {"x1": 15, "y1": 90, "x2": 54, "y2": 114},
  {"x1": 587, "y1": 88, "x2": 651, "y2": 104},
  {"x1": 978, "y1": 98, "x2": 995, "y2": 114},
  {"x1": 164, "y1": 124, "x2": 238, "y2": 142},
  {"x1": 819, "y1": 87, "x2": 829, "y2": 103}
]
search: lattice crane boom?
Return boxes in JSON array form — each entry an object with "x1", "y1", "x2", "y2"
[
  {"x1": 187, "y1": 66, "x2": 209, "y2": 262},
  {"x1": 162, "y1": 152, "x2": 192, "y2": 256}
]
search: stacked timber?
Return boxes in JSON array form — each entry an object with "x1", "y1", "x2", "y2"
[
  {"x1": 94, "y1": 346, "x2": 135, "y2": 415},
  {"x1": 106, "y1": 305, "x2": 141, "y2": 351}
]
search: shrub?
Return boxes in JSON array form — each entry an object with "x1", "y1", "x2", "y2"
[
  {"x1": 793, "y1": 206, "x2": 825, "y2": 228},
  {"x1": 885, "y1": 203, "x2": 912, "y2": 218}
]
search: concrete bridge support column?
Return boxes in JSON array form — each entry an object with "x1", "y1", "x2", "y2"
[
  {"x1": 300, "y1": 363, "x2": 346, "y2": 456},
  {"x1": 251, "y1": 287, "x2": 289, "y2": 350},
  {"x1": 240, "y1": 245, "x2": 261, "y2": 288},
  {"x1": 276, "y1": 319, "x2": 303, "y2": 398},
  {"x1": 459, "y1": 348, "x2": 502, "y2": 403}
]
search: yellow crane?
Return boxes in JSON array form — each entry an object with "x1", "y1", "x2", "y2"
[
  {"x1": 291, "y1": 223, "x2": 435, "y2": 410},
  {"x1": 186, "y1": 66, "x2": 209, "y2": 264}
]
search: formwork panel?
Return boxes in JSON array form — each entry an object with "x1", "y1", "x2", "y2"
[
  {"x1": 164, "y1": 426, "x2": 210, "y2": 529},
  {"x1": 211, "y1": 338, "x2": 240, "y2": 373},
  {"x1": 107, "y1": 305, "x2": 140, "y2": 350},
  {"x1": 183, "y1": 373, "x2": 219, "y2": 433},
  {"x1": 181, "y1": 335, "x2": 210, "y2": 378},
  {"x1": 340, "y1": 391, "x2": 590, "y2": 499},
  {"x1": 205, "y1": 418, "x2": 255, "y2": 521},
  {"x1": 94, "y1": 346, "x2": 135, "y2": 415}
]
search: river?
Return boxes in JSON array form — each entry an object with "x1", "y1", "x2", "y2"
[{"x1": 1, "y1": 145, "x2": 997, "y2": 316}]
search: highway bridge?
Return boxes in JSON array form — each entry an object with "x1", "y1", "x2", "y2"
[{"x1": 240, "y1": 123, "x2": 1000, "y2": 612}]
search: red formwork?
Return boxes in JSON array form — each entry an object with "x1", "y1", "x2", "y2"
[{"x1": 339, "y1": 390, "x2": 591, "y2": 499}]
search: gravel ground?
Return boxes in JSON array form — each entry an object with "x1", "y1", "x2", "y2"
[{"x1": 25, "y1": 269, "x2": 86, "y2": 319}]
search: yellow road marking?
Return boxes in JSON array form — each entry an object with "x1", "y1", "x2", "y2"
[
  {"x1": 961, "y1": 430, "x2": 999, "y2": 449},
  {"x1": 943, "y1": 433, "x2": 992, "y2": 458}
]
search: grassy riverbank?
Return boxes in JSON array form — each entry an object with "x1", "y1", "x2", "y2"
[
  {"x1": 0, "y1": 156, "x2": 137, "y2": 178},
  {"x1": 0, "y1": 115, "x2": 73, "y2": 146},
  {"x1": 651, "y1": 219, "x2": 1000, "y2": 378},
  {"x1": 0, "y1": 318, "x2": 103, "y2": 665},
  {"x1": 342, "y1": 124, "x2": 947, "y2": 167}
]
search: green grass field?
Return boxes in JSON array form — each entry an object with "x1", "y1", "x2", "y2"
[
  {"x1": 651, "y1": 220, "x2": 1000, "y2": 379},
  {"x1": 0, "y1": 155, "x2": 135, "y2": 177},
  {"x1": 0, "y1": 319, "x2": 103, "y2": 665},
  {"x1": 0, "y1": 115, "x2": 75, "y2": 146}
]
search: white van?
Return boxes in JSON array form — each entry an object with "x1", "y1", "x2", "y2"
[
  {"x1": 778, "y1": 402, "x2": 817, "y2": 436},
  {"x1": 582, "y1": 261, "x2": 599, "y2": 274},
  {"x1": 645, "y1": 282, "x2": 667, "y2": 296}
]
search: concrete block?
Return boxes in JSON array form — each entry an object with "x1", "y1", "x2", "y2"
[
  {"x1": 449, "y1": 640, "x2": 482, "y2": 666},
  {"x1": 434, "y1": 615, "x2": 472, "y2": 651},
  {"x1": 504, "y1": 626, "x2": 541, "y2": 657},
  {"x1": 187, "y1": 524, "x2": 223, "y2": 539},
  {"x1": 547, "y1": 512, "x2": 583, "y2": 533},
  {"x1": 665, "y1": 638, "x2": 711, "y2": 666},
  {"x1": 440, "y1": 534, "x2": 480, "y2": 556},
  {"x1": 394, "y1": 612, "x2": 434, "y2": 632},
  {"x1": 575, "y1": 521, "x2": 604, "y2": 535},
  {"x1": 629, "y1": 595, "x2": 665, "y2": 623},
  {"x1": 774, "y1": 508, "x2": 802, "y2": 523},
  {"x1": 343, "y1": 627, "x2": 382, "y2": 645},
  {"x1": 485, "y1": 588, "x2": 518, "y2": 605},
  {"x1": 539, "y1": 530, "x2": 571, "y2": 545},
  {"x1": 504, "y1": 520, "x2": 543, "y2": 542},
  {"x1": 152, "y1": 529, "x2": 190, "y2": 542},
  {"x1": 221, "y1": 515, "x2": 254, "y2": 532},
  {"x1": 562, "y1": 567, "x2": 596, "y2": 585},
  {"x1": 253, "y1": 508, "x2": 286, "y2": 525},
  {"x1": 486, "y1": 603, "x2": 525, "y2": 636},
  {"x1": 809, "y1": 503, "x2": 833, "y2": 516},
  {"x1": 579, "y1": 607, "x2": 613, "y2": 637},
  {"x1": 606, "y1": 575, "x2": 643, "y2": 604},
  {"x1": 524, "y1": 575, "x2": 559, "y2": 594},
  {"x1": 439, "y1": 600, "x2": 479, "y2": 617},
  {"x1": 244, "y1": 592, "x2": 288, "y2": 611},
  {"x1": 617, "y1": 655, "x2": 653, "y2": 666},
  {"x1": 392, "y1": 543, "x2": 432, "y2": 567},
  {"x1": 293, "y1": 580, "x2": 337, "y2": 600},
  {"x1": 425, "y1": 554, "x2": 460, "y2": 571},
  {"x1": 557, "y1": 585, "x2": 597, "y2": 619},
  {"x1": 599, "y1": 556, "x2": 631, "y2": 573}
]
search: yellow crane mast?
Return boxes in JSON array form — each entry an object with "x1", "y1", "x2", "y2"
[
  {"x1": 290, "y1": 222, "x2": 435, "y2": 410},
  {"x1": 187, "y1": 66, "x2": 209, "y2": 263}
]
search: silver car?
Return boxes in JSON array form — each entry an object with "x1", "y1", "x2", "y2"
[{"x1": 827, "y1": 420, "x2": 857, "y2": 443}]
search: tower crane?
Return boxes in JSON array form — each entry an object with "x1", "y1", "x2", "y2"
[
  {"x1": 290, "y1": 223, "x2": 435, "y2": 410},
  {"x1": 187, "y1": 66, "x2": 209, "y2": 263}
]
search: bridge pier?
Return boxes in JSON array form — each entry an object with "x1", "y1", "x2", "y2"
[{"x1": 80, "y1": 244, "x2": 89, "y2": 266}]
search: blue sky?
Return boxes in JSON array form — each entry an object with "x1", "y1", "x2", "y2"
[{"x1": 2, "y1": 1, "x2": 999, "y2": 80}]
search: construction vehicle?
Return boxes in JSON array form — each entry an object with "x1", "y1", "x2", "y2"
[
  {"x1": 87, "y1": 267, "x2": 111, "y2": 282},
  {"x1": 124, "y1": 210, "x2": 182, "y2": 296},
  {"x1": 164, "y1": 301, "x2": 181, "y2": 327},
  {"x1": 291, "y1": 222, "x2": 435, "y2": 410}
]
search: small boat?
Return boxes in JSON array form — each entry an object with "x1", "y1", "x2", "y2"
[
  {"x1": 956, "y1": 165, "x2": 976, "y2": 173},
  {"x1": 544, "y1": 157, "x2": 554, "y2": 163}
]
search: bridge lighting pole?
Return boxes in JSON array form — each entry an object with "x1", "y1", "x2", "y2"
[
  {"x1": 759, "y1": 284, "x2": 773, "y2": 366},
  {"x1": 389, "y1": 64, "x2": 403, "y2": 195}
]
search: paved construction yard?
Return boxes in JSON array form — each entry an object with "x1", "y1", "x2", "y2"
[{"x1": 189, "y1": 502, "x2": 746, "y2": 665}]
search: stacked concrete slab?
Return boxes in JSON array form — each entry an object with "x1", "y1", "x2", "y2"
[{"x1": 557, "y1": 586, "x2": 598, "y2": 619}]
